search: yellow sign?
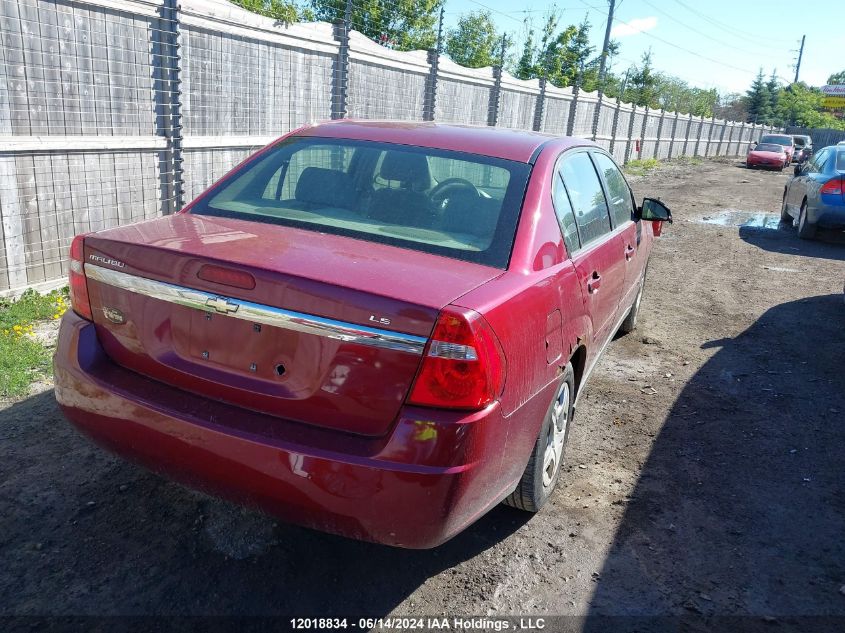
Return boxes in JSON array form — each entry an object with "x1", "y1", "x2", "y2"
[{"x1": 822, "y1": 96, "x2": 845, "y2": 108}]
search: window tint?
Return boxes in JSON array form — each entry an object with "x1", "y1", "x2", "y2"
[
  {"x1": 194, "y1": 138, "x2": 531, "y2": 268},
  {"x1": 262, "y1": 144, "x2": 354, "y2": 200},
  {"x1": 559, "y1": 152, "x2": 612, "y2": 246},
  {"x1": 809, "y1": 149, "x2": 829, "y2": 172},
  {"x1": 551, "y1": 172, "x2": 581, "y2": 254},
  {"x1": 761, "y1": 135, "x2": 793, "y2": 147},
  {"x1": 592, "y1": 153, "x2": 634, "y2": 227},
  {"x1": 427, "y1": 156, "x2": 511, "y2": 193}
]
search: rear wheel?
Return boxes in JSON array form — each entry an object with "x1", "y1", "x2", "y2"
[
  {"x1": 797, "y1": 201, "x2": 817, "y2": 240},
  {"x1": 503, "y1": 363, "x2": 575, "y2": 512},
  {"x1": 619, "y1": 268, "x2": 646, "y2": 334},
  {"x1": 780, "y1": 191, "x2": 792, "y2": 224}
]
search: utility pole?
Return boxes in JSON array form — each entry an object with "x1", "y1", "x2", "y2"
[
  {"x1": 793, "y1": 35, "x2": 805, "y2": 84},
  {"x1": 597, "y1": 0, "x2": 616, "y2": 89}
]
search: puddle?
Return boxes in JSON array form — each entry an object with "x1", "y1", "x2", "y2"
[{"x1": 699, "y1": 209, "x2": 784, "y2": 230}]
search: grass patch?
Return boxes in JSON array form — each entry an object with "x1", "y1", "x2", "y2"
[
  {"x1": 624, "y1": 158, "x2": 661, "y2": 176},
  {"x1": 675, "y1": 155, "x2": 703, "y2": 166},
  {"x1": 0, "y1": 288, "x2": 69, "y2": 398}
]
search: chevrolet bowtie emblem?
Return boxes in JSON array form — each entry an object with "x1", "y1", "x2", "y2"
[{"x1": 205, "y1": 296, "x2": 239, "y2": 314}]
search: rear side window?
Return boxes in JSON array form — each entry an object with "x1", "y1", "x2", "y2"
[
  {"x1": 809, "y1": 149, "x2": 829, "y2": 172},
  {"x1": 837, "y1": 151, "x2": 845, "y2": 172},
  {"x1": 559, "y1": 152, "x2": 612, "y2": 247},
  {"x1": 193, "y1": 138, "x2": 532, "y2": 268},
  {"x1": 551, "y1": 172, "x2": 581, "y2": 254},
  {"x1": 592, "y1": 153, "x2": 634, "y2": 228}
]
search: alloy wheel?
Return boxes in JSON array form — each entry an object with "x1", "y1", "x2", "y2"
[{"x1": 542, "y1": 382, "x2": 570, "y2": 488}]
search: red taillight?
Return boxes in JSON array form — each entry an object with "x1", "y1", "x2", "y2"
[
  {"x1": 68, "y1": 235, "x2": 92, "y2": 320},
  {"x1": 408, "y1": 308, "x2": 505, "y2": 410},
  {"x1": 820, "y1": 178, "x2": 844, "y2": 196}
]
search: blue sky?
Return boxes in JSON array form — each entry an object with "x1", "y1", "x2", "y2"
[{"x1": 444, "y1": 0, "x2": 839, "y2": 96}]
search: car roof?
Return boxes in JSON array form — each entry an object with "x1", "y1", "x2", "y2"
[{"x1": 293, "y1": 120, "x2": 594, "y2": 163}]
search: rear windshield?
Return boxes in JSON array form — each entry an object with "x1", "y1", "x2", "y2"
[
  {"x1": 191, "y1": 137, "x2": 531, "y2": 268},
  {"x1": 761, "y1": 135, "x2": 793, "y2": 146},
  {"x1": 792, "y1": 136, "x2": 807, "y2": 147},
  {"x1": 755, "y1": 144, "x2": 784, "y2": 153}
]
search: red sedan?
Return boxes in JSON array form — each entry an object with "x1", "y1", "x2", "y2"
[
  {"x1": 747, "y1": 142, "x2": 789, "y2": 170},
  {"x1": 54, "y1": 121, "x2": 670, "y2": 548}
]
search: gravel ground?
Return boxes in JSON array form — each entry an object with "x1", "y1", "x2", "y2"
[{"x1": 1, "y1": 158, "x2": 843, "y2": 631}]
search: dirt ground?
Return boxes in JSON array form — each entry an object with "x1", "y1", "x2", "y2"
[{"x1": 1, "y1": 158, "x2": 843, "y2": 631}]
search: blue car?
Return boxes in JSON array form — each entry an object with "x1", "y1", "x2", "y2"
[{"x1": 781, "y1": 144, "x2": 845, "y2": 239}]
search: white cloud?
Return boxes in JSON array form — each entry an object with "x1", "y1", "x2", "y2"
[{"x1": 610, "y1": 16, "x2": 658, "y2": 38}]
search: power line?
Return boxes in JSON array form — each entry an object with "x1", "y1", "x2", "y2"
[
  {"x1": 466, "y1": 0, "x2": 526, "y2": 25},
  {"x1": 574, "y1": 0, "x2": 765, "y2": 77},
  {"x1": 670, "y1": 0, "x2": 786, "y2": 46},
  {"x1": 639, "y1": 0, "x2": 786, "y2": 56}
]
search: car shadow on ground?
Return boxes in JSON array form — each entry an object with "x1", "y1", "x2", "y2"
[
  {"x1": 584, "y1": 294, "x2": 845, "y2": 632},
  {"x1": 740, "y1": 222, "x2": 845, "y2": 261},
  {"x1": 0, "y1": 390, "x2": 529, "y2": 619}
]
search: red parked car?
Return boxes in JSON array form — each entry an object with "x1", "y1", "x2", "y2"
[
  {"x1": 756, "y1": 134, "x2": 795, "y2": 165},
  {"x1": 747, "y1": 142, "x2": 789, "y2": 170},
  {"x1": 54, "y1": 121, "x2": 671, "y2": 548}
]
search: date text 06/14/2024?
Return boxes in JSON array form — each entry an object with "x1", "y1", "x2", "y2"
[{"x1": 289, "y1": 617, "x2": 548, "y2": 630}]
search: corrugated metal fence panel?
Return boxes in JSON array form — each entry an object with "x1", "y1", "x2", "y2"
[
  {"x1": 434, "y1": 78, "x2": 491, "y2": 126},
  {"x1": 785, "y1": 126, "x2": 845, "y2": 148},
  {"x1": 348, "y1": 60, "x2": 426, "y2": 120},
  {"x1": 499, "y1": 90, "x2": 536, "y2": 131},
  {"x1": 542, "y1": 92, "x2": 572, "y2": 135}
]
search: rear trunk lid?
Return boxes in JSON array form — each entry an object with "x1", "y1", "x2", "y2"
[{"x1": 84, "y1": 214, "x2": 502, "y2": 436}]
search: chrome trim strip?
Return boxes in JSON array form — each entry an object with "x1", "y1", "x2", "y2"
[{"x1": 85, "y1": 264, "x2": 428, "y2": 355}]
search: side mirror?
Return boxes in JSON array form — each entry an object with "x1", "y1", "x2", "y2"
[
  {"x1": 639, "y1": 197, "x2": 673, "y2": 223},
  {"x1": 793, "y1": 164, "x2": 802, "y2": 176}
]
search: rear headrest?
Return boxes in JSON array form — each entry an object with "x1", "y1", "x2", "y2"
[
  {"x1": 379, "y1": 151, "x2": 430, "y2": 187},
  {"x1": 295, "y1": 167, "x2": 354, "y2": 208}
]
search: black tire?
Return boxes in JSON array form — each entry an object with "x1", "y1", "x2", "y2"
[
  {"x1": 797, "y1": 201, "x2": 817, "y2": 240},
  {"x1": 503, "y1": 363, "x2": 576, "y2": 513},
  {"x1": 780, "y1": 191, "x2": 792, "y2": 224},
  {"x1": 619, "y1": 266, "x2": 647, "y2": 334}
]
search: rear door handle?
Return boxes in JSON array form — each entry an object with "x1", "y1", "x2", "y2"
[
  {"x1": 625, "y1": 245, "x2": 635, "y2": 261},
  {"x1": 587, "y1": 271, "x2": 602, "y2": 294}
]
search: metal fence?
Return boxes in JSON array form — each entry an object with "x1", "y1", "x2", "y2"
[
  {"x1": 784, "y1": 126, "x2": 845, "y2": 149},
  {"x1": 0, "y1": 0, "x2": 778, "y2": 295}
]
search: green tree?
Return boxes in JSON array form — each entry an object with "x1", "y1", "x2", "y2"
[
  {"x1": 445, "y1": 10, "x2": 501, "y2": 68},
  {"x1": 230, "y1": 0, "x2": 299, "y2": 24},
  {"x1": 514, "y1": 27, "x2": 537, "y2": 80},
  {"x1": 745, "y1": 68, "x2": 772, "y2": 123},
  {"x1": 625, "y1": 50, "x2": 659, "y2": 108},
  {"x1": 310, "y1": 0, "x2": 442, "y2": 51},
  {"x1": 777, "y1": 83, "x2": 845, "y2": 130},
  {"x1": 764, "y1": 70, "x2": 780, "y2": 124},
  {"x1": 827, "y1": 70, "x2": 845, "y2": 85},
  {"x1": 564, "y1": 18, "x2": 597, "y2": 87}
]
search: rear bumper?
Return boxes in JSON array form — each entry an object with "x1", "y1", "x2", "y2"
[
  {"x1": 807, "y1": 202, "x2": 845, "y2": 228},
  {"x1": 53, "y1": 312, "x2": 517, "y2": 548},
  {"x1": 746, "y1": 158, "x2": 784, "y2": 169}
]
